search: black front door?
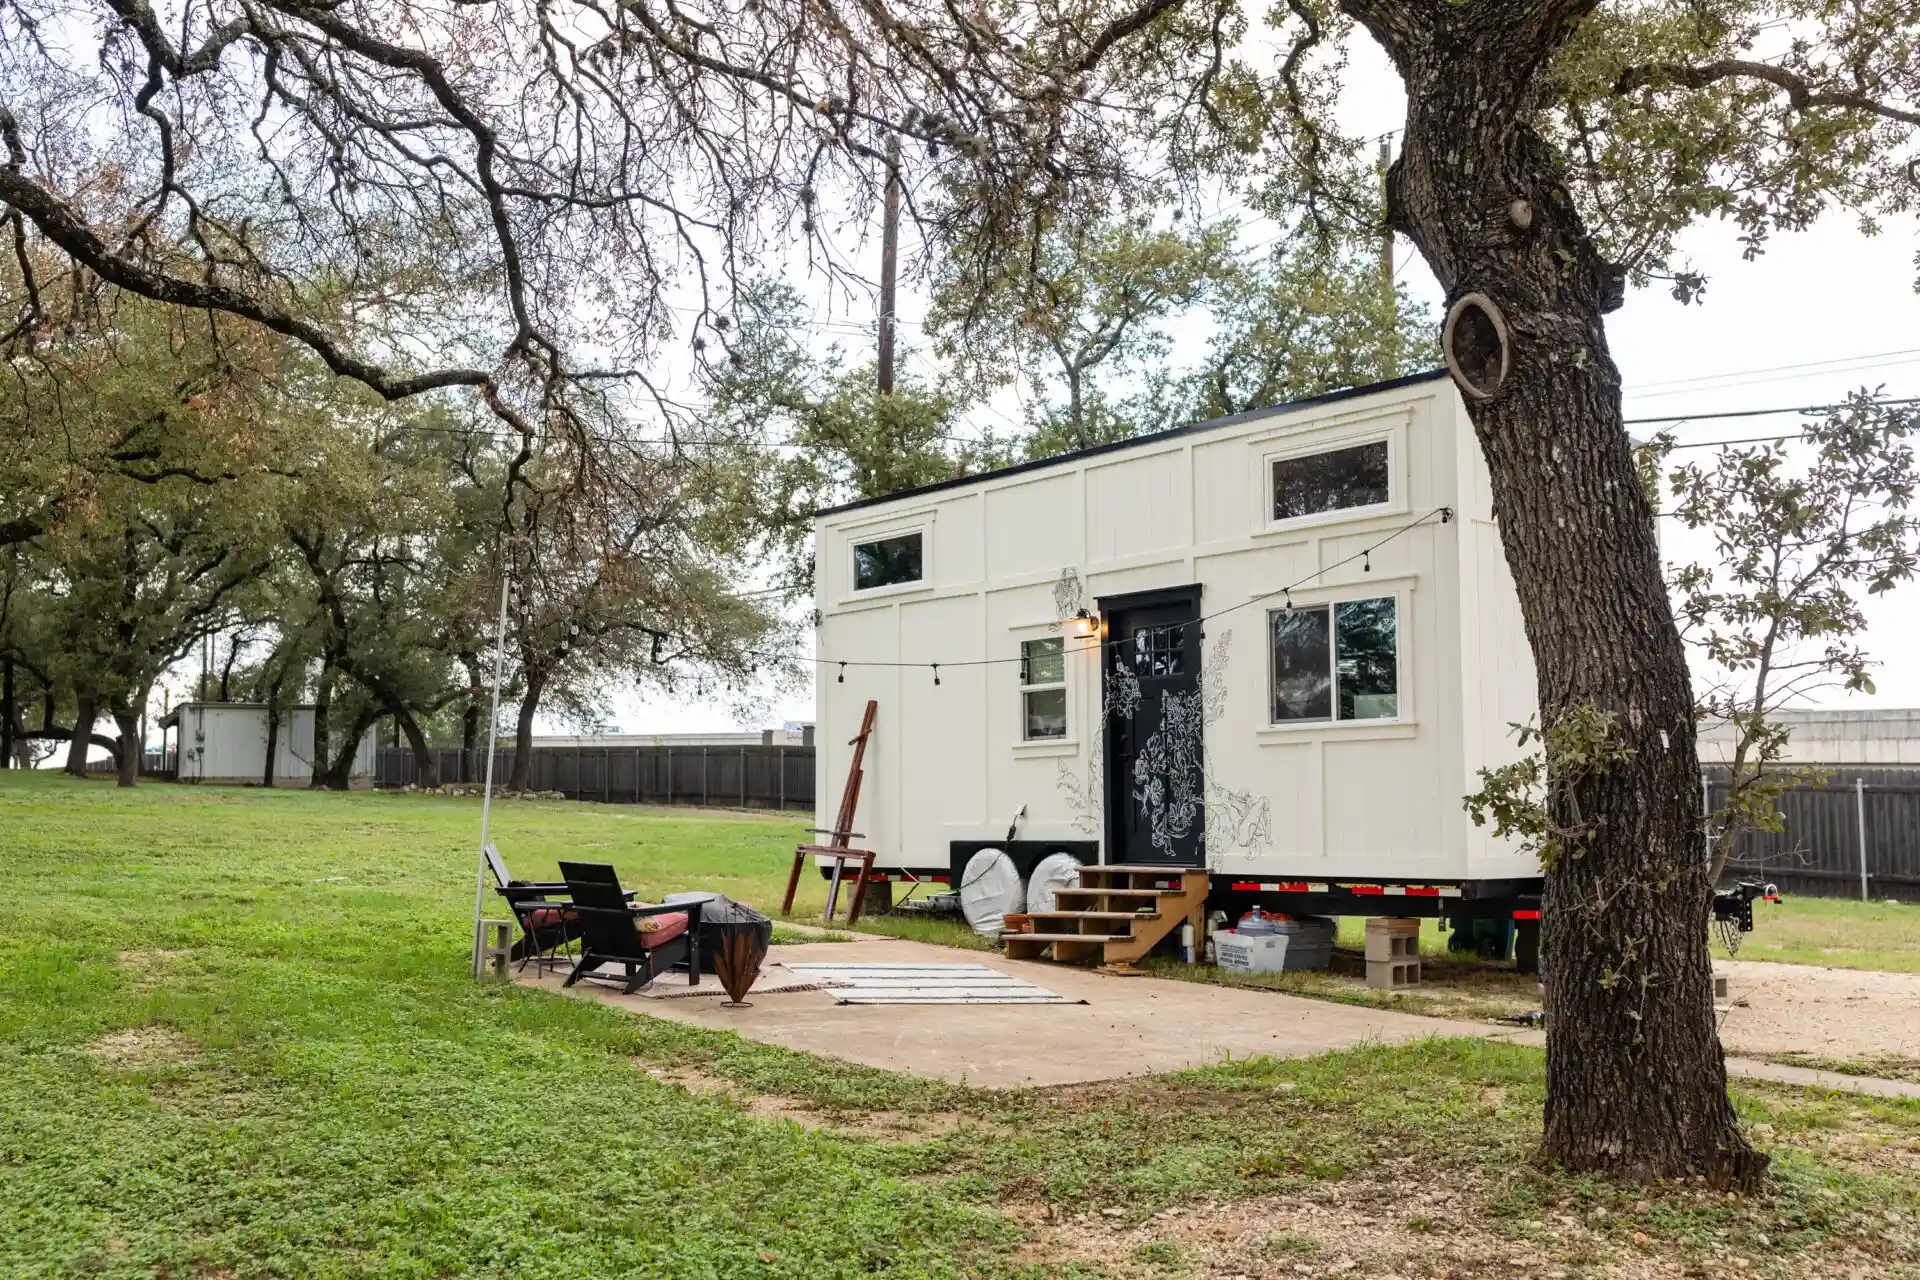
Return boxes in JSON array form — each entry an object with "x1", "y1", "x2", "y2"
[{"x1": 1101, "y1": 586, "x2": 1205, "y2": 866}]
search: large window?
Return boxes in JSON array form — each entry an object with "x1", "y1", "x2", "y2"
[
  {"x1": 1271, "y1": 439, "x2": 1391, "y2": 522},
  {"x1": 852, "y1": 531, "x2": 923, "y2": 591},
  {"x1": 1270, "y1": 596, "x2": 1398, "y2": 723},
  {"x1": 1020, "y1": 638, "x2": 1068, "y2": 740}
]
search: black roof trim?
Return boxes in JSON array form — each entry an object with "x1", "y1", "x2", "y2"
[{"x1": 814, "y1": 368, "x2": 1451, "y2": 519}]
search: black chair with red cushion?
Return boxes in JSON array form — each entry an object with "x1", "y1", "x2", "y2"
[
  {"x1": 559, "y1": 861, "x2": 703, "y2": 995},
  {"x1": 487, "y1": 844, "x2": 595, "y2": 973}
]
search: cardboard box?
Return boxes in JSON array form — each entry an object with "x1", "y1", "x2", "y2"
[{"x1": 1215, "y1": 930, "x2": 1290, "y2": 974}]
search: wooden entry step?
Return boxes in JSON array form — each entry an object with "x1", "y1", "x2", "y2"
[{"x1": 1003, "y1": 866, "x2": 1209, "y2": 966}]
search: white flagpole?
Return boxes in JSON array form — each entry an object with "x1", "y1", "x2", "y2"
[{"x1": 471, "y1": 549, "x2": 515, "y2": 976}]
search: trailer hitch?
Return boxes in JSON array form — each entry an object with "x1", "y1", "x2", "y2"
[{"x1": 1712, "y1": 878, "x2": 1781, "y2": 955}]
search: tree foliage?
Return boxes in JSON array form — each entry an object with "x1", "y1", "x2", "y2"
[{"x1": 1659, "y1": 394, "x2": 1920, "y2": 881}]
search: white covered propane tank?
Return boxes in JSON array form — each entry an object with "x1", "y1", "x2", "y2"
[
  {"x1": 959, "y1": 847, "x2": 1026, "y2": 937},
  {"x1": 1024, "y1": 851, "x2": 1084, "y2": 916}
]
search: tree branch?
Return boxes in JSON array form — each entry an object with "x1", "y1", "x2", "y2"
[{"x1": 1615, "y1": 60, "x2": 1920, "y2": 127}]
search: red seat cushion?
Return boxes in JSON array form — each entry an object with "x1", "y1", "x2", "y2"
[
  {"x1": 637, "y1": 912, "x2": 689, "y2": 948},
  {"x1": 526, "y1": 907, "x2": 577, "y2": 929}
]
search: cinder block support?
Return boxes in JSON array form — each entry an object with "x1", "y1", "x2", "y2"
[
  {"x1": 1366, "y1": 958, "x2": 1422, "y2": 989},
  {"x1": 1365, "y1": 918, "x2": 1422, "y2": 989},
  {"x1": 479, "y1": 919, "x2": 514, "y2": 979}
]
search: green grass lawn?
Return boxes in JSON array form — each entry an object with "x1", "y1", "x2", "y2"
[
  {"x1": 1734, "y1": 895, "x2": 1920, "y2": 972},
  {"x1": 6, "y1": 771, "x2": 1920, "y2": 1278}
]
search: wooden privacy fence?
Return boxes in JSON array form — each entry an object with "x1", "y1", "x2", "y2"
[
  {"x1": 375, "y1": 744, "x2": 815, "y2": 812},
  {"x1": 1708, "y1": 766, "x2": 1920, "y2": 900}
]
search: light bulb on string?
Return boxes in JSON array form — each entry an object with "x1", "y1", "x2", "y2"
[
  {"x1": 1363, "y1": 549, "x2": 1371, "y2": 573},
  {"x1": 931, "y1": 664, "x2": 941, "y2": 686},
  {"x1": 837, "y1": 662, "x2": 846, "y2": 684}
]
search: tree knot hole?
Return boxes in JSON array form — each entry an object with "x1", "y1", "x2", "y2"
[{"x1": 1443, "y1": 292, "x2": 1510, "y2": 400}]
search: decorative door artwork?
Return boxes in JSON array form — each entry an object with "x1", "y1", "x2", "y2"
[
  {"x1": 1056, "y1": 573, "x2": 1272, "y2": 865},
  {"x1": 1102, "y1": 588, "x2": 1206, "y2": 866}
]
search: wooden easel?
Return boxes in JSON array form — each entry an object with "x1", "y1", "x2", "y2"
[{"x1": 782, "y1": 700, "x2": 878, "y2": 924}]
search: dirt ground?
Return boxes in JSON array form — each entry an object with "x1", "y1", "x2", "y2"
[
  {"x1": 1005, "y1": 1170, "x2": 1914, "y2": 1280},
  {"x1": 1716, "y1": 959, "x2": 1920, "y2": 1061}
]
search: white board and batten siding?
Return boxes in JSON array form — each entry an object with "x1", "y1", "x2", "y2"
[{"x1": 813, "y1": 372, "x2": 1542, "y2": 887}]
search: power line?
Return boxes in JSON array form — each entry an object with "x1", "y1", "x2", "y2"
[
  {"x1": 775, "y1": 506, "x2": 1452, "y2": 675},
  {"x1": 1624, "y1": 394, "x2": 1920, "y2": 426},
  {"x1": 1627, "y1": 345, "x2": 1920, "y2": 395},
  {"x1": 1625, "y1": 353, "x2": 1920, "y2": 402}
]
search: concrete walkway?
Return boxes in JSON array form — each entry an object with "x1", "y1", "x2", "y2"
[
  {"x1": 1725, "y1": 1056, "x2": 1920, "y2": 1099},
  {"x1": 522, "y1": 932, "x2": 1920, "y2": 1099}
]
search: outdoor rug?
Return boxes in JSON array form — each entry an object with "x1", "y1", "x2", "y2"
[{"x1": 783, "y1": 963, "x2": 1082, "y2": 1005}]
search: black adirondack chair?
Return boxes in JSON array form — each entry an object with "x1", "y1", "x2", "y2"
[
  {"x1": 485, "y1": 844, "x2": 575, "y2": 970},
  {"x1": 488, "y1": 845, "x2": 641, "y2": 970},
  {"x1": 559, "y1": 861, "x2": 702, "y2": 995}
]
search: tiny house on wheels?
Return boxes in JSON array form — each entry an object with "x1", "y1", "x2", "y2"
[{"x1": 810, "y1": 371, "x2": 1544, "y2": 966}]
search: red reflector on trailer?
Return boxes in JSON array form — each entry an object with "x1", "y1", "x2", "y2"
[
  {"x1": 1513, "y1": 909, "x2": 1542, "y2": 920},
  {"x1": 1350, "y1": 885, "x2": 1384, "y2": 895},
  {"x1": 1404, "y1": 886, "x2": 1439, "y2": 896}
]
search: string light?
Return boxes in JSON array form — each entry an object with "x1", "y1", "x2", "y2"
[{"x1": 794, "y1": 506, "x2": 1451, "y2": 677}]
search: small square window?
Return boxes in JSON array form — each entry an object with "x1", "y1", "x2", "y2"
[
  {"x1": 1128, "y1": 625, "x2": 1185, "y2": 677},
  {"x1": 1272, "y1": 440, "x2": 1391, "y2": 522},
  {"x1": 852, "y1": 532, "x2": 923, "y2": 591},
  {"x1": 1020, "y1": 637, "x2": 1067, "y2": 740},
  {"x1": 1270, "y1": 596, "x2": 1398, "y2": 723}
]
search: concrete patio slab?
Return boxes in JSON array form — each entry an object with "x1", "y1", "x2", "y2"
[{"x1": 518, "y1": 932, "x2": 1502, "y2": 1087}]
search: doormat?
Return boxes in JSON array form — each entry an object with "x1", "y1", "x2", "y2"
[{"x1": 784, "y1": 963, "x2": 1083, "y2": 1005}]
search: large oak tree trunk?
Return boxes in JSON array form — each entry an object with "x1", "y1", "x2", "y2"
[
  {"x1": 112, "y1": 711, "x2": 141, "y2": 788},
  {"x1": 394, "y1": 706, "x2": 440, "y2": 789},
  {"x1": 264, "y1": 705, "x2": 281, "y2": 788},
  {"x1": 1368, "y1": 15, "x2": 1763, "y2": 1183},
  {"x1": 1, "y1": 656, "x2": 13, "y2": 770},
  {"x1": 507, "y1": 672, "x2": 543, "y2": 792},
  {"x1": 63, "y1": 693, "x2": 96, "y2": 777},
  {"x1": 310, "y1": 660, "x2": 333, "y2": 789},
  {"x1": 321, "y1": 706, "x2": 380, "y2": 790}
]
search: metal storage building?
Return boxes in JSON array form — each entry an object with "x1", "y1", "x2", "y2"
[{"x1": 159, "y1": 702, "x2": 378, "y2": 786}]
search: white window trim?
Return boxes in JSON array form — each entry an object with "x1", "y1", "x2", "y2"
[
  {"x1": 1253, "y1": 418, "x2": 1409, "y2": 537},
  {"x1": 1008, "y1": 622, "x2": 1082, "y2": 756},
  {"x1": 841, "y1": 514, "x2": 935, "y2": 603},
  {"x1": 1261, "y1": 581, "x2": 1412, "y2": 732}
]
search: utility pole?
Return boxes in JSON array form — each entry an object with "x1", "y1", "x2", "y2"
[
  {"x1": 877, "y1": 133, "x2": 901, "y2": 395},
  {"x1": 1378, "y1": 136, "x2": 1397, "y2": 378},
  {"x1": 199, "y1": 632, "x2": 211, "y2": 702},
  {"x1": 472, "y1": 539, "x2": 519, "y2": 977}
]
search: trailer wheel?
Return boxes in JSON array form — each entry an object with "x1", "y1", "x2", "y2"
[
  {"x1": 1025, "y1": 851, "x2": 1084, "y2": 915},
  {"x1": 1514, "y1": 916, "x2": 1541, "y2": 976}
]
